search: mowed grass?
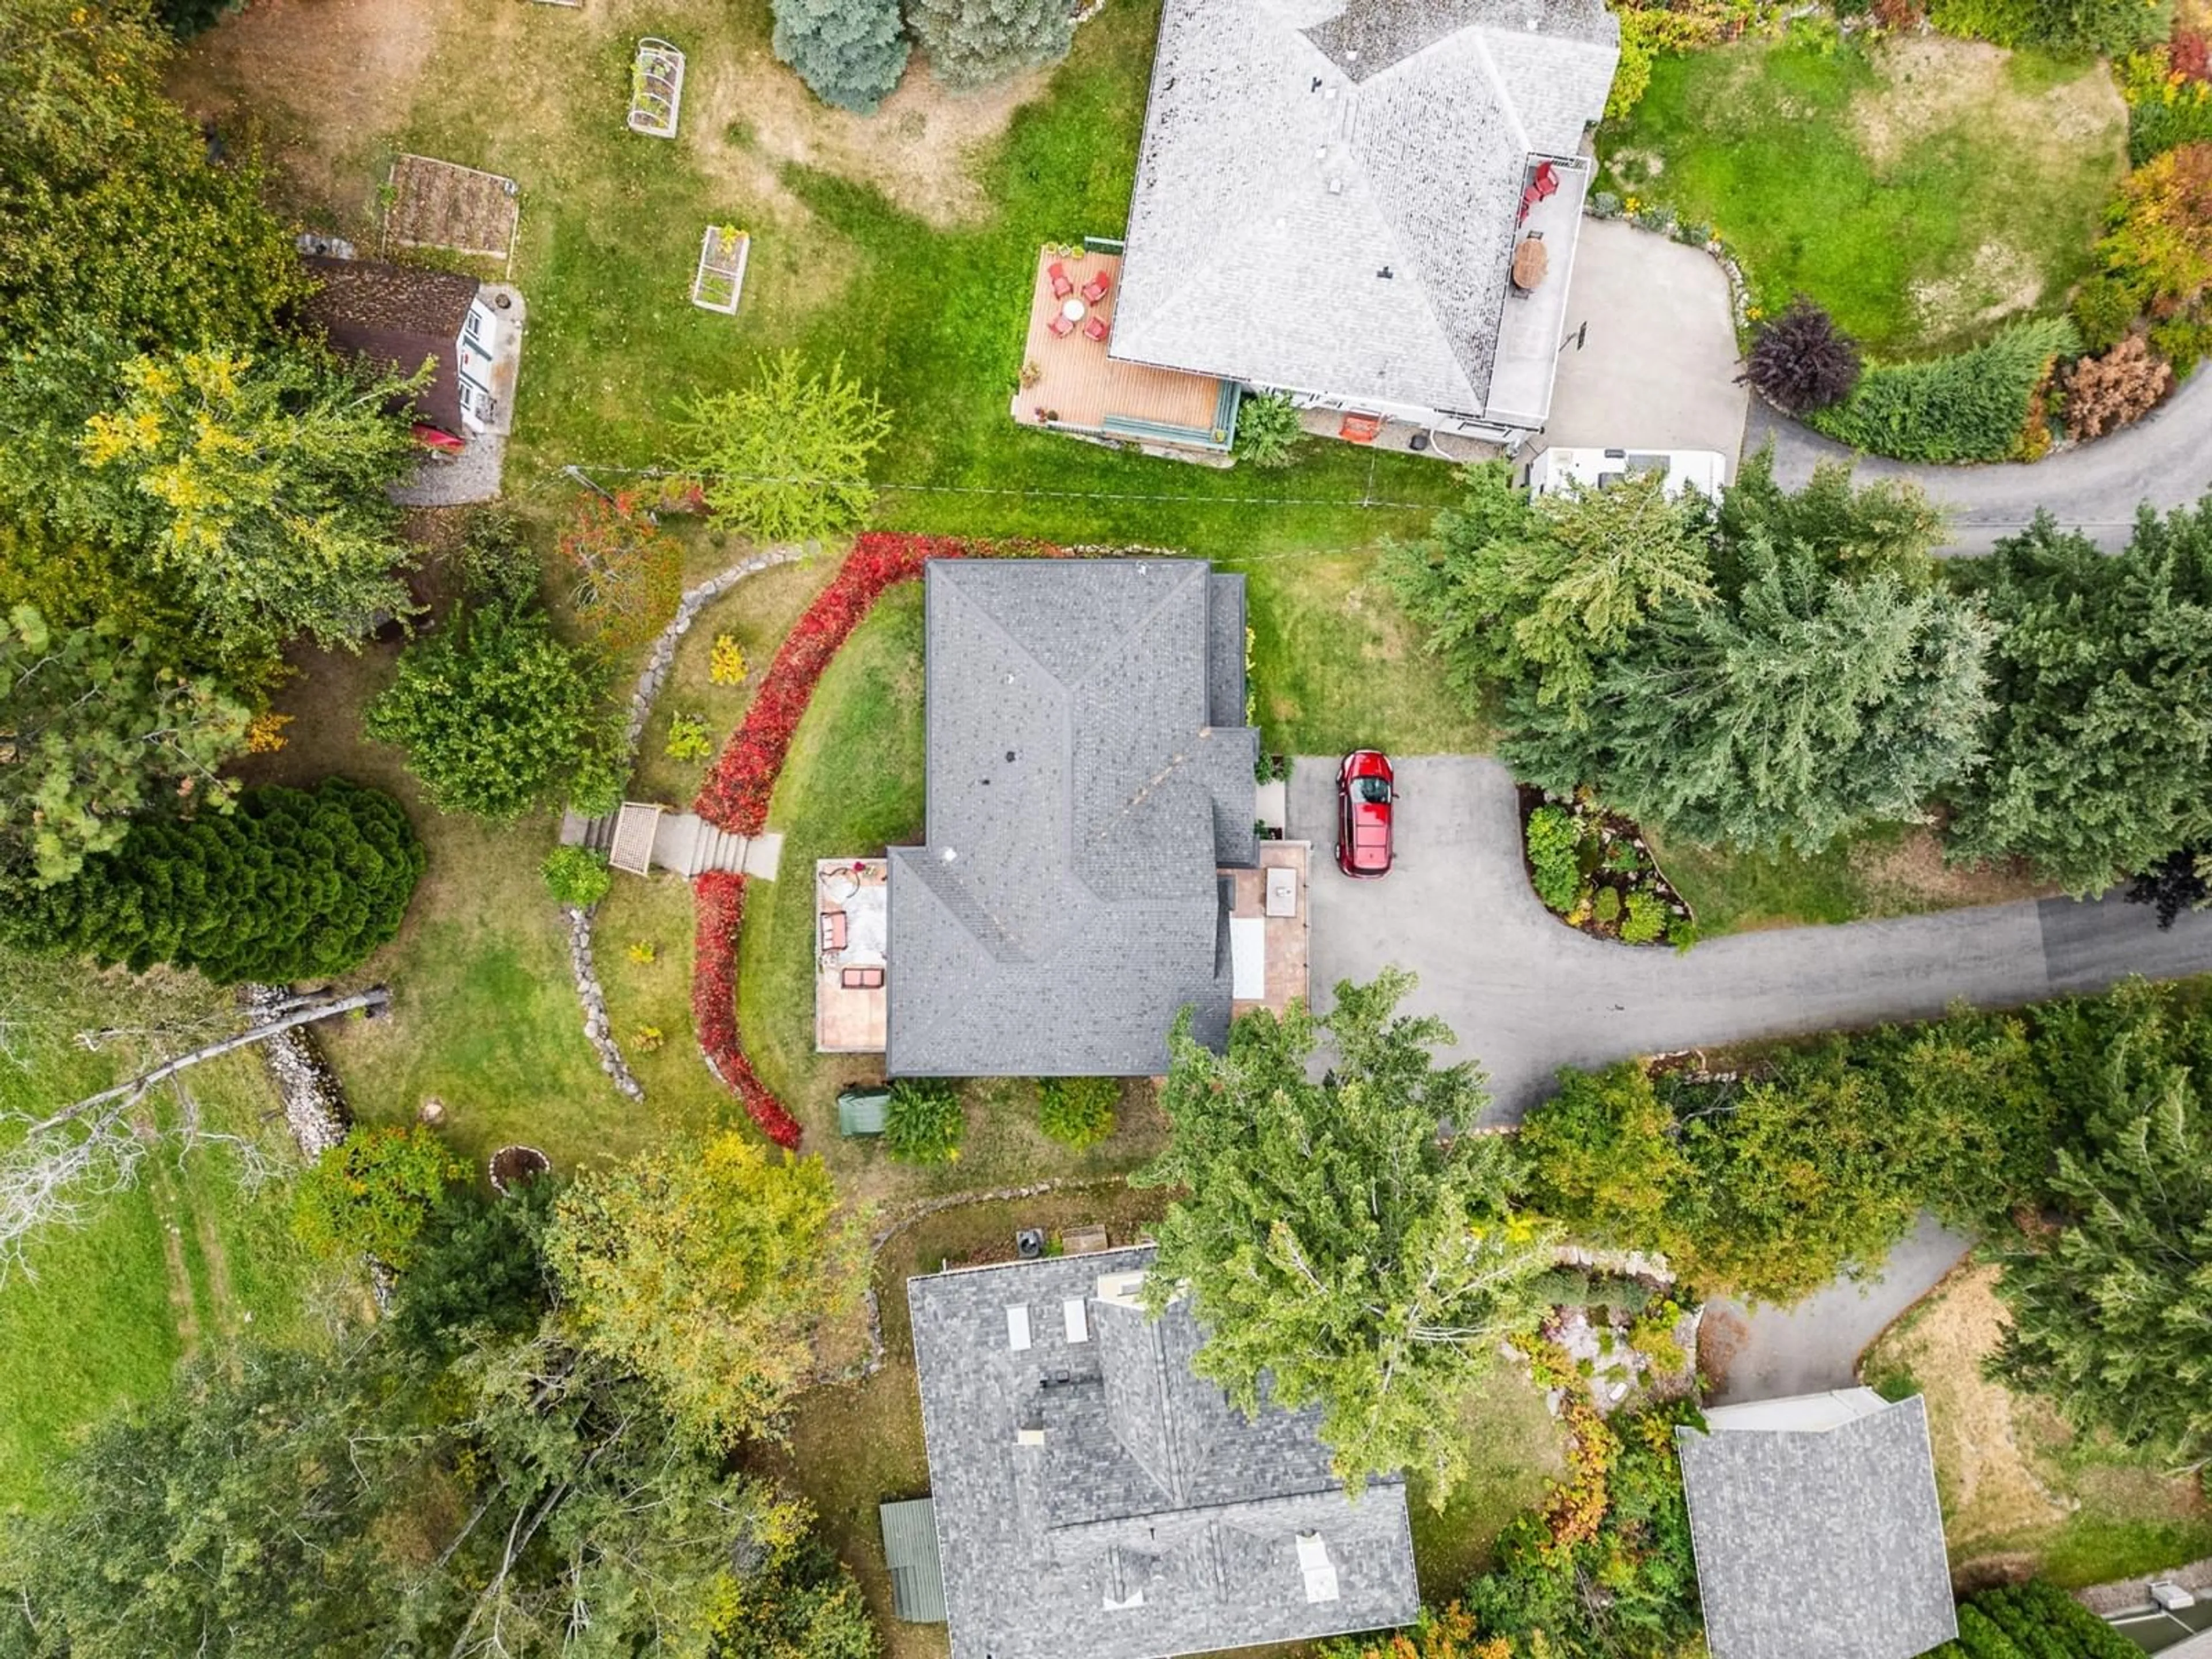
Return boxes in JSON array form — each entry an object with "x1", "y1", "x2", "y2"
[
  {"x1": 0, "y1": 952, "x2": 332, "y2": 1510},
  {"x1": 1406, "y1": 1370, "x2": 1567, "y2": 1600},
  {"x1": 1601, "y1": 33, "x2": 2123, "y2": 353},
  {"x1": 1863, "y1": 1266, "x2": 2212, "y2": 1586}
]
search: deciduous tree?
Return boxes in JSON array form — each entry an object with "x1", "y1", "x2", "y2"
[
  {"x1": 1132, "y1": 971, "x2": 1554, "y2": 1499},
  {"x1": 679, "y1": 351, "x2": 891, "y2": 545},
  {"x1": 544, "y1": 1131, "x2": 868, "y2": 1450},
  {"x1": 772, "y1": 0, "x2": 911, "y2": 113},
  {"x1": 289, "y1": 1124, "x2": 461, "y2": 1271},
  {"x1": 365, "y1": 599, "x2": 610, "y2": 821}
]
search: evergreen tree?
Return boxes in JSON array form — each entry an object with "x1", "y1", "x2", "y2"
[
  {"x1": 906, "y1": 0, "x2": 1071, "y2": 90},
  {"x1": 1505, "y1": 541, "x2": 1994, "y2": 853},
  {"x1": 1991, "y1": 1064, "x2": 2212, "y2": 1466},
  {"x1": 1131, "y1": 971, "x2": 1554, "y2": 1498},
  {"x1": 1948, "y1": 503, "x2": 2212, "y2": 892},
  {"x1": 9, "y1": 778, "x2": 425, "y2": 983},
  {"x1": 0, "y1": 603, "x2": 252, "y2": 885},
  {"x1": 774, "y1": 0, "x2": 911, "y2": 114}
]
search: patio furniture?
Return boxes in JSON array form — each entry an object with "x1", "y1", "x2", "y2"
[
  {"x1": 821, "y1": 911, "x2": 848, "y2": 951},
  {"x1": 1048, "y1": 313, "x2": 1076, "y2": 338},
  {"x1": 840, "y1": 966, "x2": 886, "y2": 990},
  {"x1": 1060, "y1": 296, "x2": 1086, "y2": 322},
  {"x1": 1083, "y1": 315, "x2": 1109, "y2": 342},
  {"x1": 1511, "y1": 236, "x2": 1550, "y2": 291},
  {"x1": 1047, "y1": 260, "x2": 1074, "y2": 300},
  {"x1": 1081, "y1": 271, "x2": 1112, "y2": 305},
  {"x1": 1518, "y1": 161, "x2": 1561, "y2": 224}
]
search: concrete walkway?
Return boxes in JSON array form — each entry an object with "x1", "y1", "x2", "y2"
[
  {"x1": 1701, "y1": 1214, "x2": 1972, "y2": 1405},
  {"x1": 1747, "y1": 366, "x2": 2212, "y2": 556},
  {"x1": 1290, "y1": 755, "x2": 2212, "y2": 1122}
]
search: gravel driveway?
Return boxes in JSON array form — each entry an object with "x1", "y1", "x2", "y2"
[{"x1": 1289, "y1": 755, "x2": 2212, "y2": 1122}]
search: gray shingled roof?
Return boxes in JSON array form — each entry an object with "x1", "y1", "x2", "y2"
[
  {"x1": 1110, "y1": 0, "x2": 1618, "y2": 421},
  {"x1": 1677, "y1": 1392, "x2": 1959, "y2": 1659},
  {"x1": 885, "y1": 559, "x2": 1257, "y2": 1078},
  {"x1": 908, "y1": 1246, "x2": 1422, "y2": 1659}
]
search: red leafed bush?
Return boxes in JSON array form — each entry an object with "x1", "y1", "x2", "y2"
[
  {"x1": 2173, "y1": 26, "x2": 2211, "y2": 82},
  {"x1": 692, "y1": 870, "x2": 802, "y2": 1147},
  {"x1": 692, "y1": 534, "x2": 1058, "y2": 832}
]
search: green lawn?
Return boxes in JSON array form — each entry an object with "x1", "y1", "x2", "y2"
[
  {"x1": 1406, "y1": 1370, "x2": 1567, "y2": 1600},
  {"x1": 0, "y1": 952, "x2": 332, "y2": 1511},
  {"x1": 1601, "y1": 32, "x2": 2123, "y2": 353}
]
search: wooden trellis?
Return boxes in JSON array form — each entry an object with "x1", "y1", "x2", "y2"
[
  {"x1": 627, "y1": 38, "x2": 684, "y2": 138},
  {"x1": 691, "y1": 225, "x2": 750, "y2": 315}
]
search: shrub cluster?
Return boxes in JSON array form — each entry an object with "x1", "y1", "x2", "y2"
[
  {"x1": 9, "y1": 778, "x2": 425, "y2": 983},
  {"x1": 1805, "y1": 316, "x2": 2078, "y2": 463},
  {"x1": 543, "y1": 844, "x2": 614, "y2": 908},
  {"x1": 290, "y1": 1125, "x2": 462, "y2": 1271},
  {"x1": 1037, "y1": 1075, "x2": 1118, "y2": 1149},
  {"x1": 691, "y1": 871, "x2": 804, "y2": 1147},
  {"x1": 1928, "y1": 1580, "x2": 2143, "y2": 1659},
  {"x1": 884, "y1": 1078, "x2": 964, "y2": 1164},
  {"x1": 2063, "y1": 335, "x2": 2172, "y2": 439}
]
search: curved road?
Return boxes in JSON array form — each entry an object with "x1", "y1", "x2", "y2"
[
  {"x1": 1745, "y1": 366, "x2": 2212, "y2": 555},
  {"x1": 1291, "y1": 756, "x2": 2212, "y2": 1123}
]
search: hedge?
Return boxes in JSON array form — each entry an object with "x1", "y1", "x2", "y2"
[{"x1": 1804, "y1": 317, "x2": 2080, "y2": 463}]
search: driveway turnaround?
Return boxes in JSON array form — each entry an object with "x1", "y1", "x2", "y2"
[
  {"x1": 1700, "y1": 1214, "x2": 1972, "y2": 1406},
  {"x1": 1289, "y1": 755, "x2": 2212, "y2": 1123},
  {"x1": 1535, "y1": 219, "x2": 1751, "y2": 475},
  {"x1": 1746, "y1": 366, "x2": 2212, "y2": 556}
]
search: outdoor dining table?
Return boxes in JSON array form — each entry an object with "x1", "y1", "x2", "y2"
[{"x1": 1061, "y1": 297, "x2": 1086, "y2": 323}]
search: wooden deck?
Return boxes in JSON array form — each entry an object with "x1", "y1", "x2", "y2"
[
  {"x1": 1228, "y1": 840, "x2": 1312, "y2": 1018},
  {"x1": 1012, "y1": 247, "x2": 1229, "y2": 442},
  {"x1": 816, "y1": 859, "x2": 888, "y2": 1054}
]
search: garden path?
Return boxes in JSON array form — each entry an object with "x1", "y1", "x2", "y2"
[
  {"x1": 1747, "y1": 365, "x2": 2212, "y2": 555},
  {"x1": 1290, "y1": 755, "x2": 2212, "y2": 1123}
]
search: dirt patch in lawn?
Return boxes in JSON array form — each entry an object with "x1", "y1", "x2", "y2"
[
  {"x1": 1849, "y1": 826, "x2": 2055, "y2": 914},
  {"x1": 1853, "y1": 38, "x2": 2121, "y2": 172},
  {"x1": 168, "y1": 0, "x2": 446, "y2": 225},
  {"x1": 1869, "y1": 1267, "x2": 2068, "y2": 1547},
  {"x1": 695, "y1": 47, "x2": 1054, "y2": 228}
]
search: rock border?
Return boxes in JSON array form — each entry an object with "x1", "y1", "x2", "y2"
[{"x1": 563, "y1": 541, "x2": 818, "y2": 1107}]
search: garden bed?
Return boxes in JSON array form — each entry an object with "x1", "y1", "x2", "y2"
[
  {"x1": 691, "y1": 224, "x2": 749, "y2": 315},
  {"x1": 1519, "y1": 786, "x2": 1695, "y2": 947},
  {"x1": 626, "y1": 37, "x2": 684, "y2": 138}
]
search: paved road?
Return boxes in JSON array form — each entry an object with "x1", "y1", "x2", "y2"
[
  {"x1": 1290, "y1": 755, "x2": 2212, "y2": 1122},
  {"x1": 1701, "y1": 1214, "x2": 1972, "y2": 1404},
  {"x1": 1747, "y1": 367, "x2": 2212, "y2": 556}
]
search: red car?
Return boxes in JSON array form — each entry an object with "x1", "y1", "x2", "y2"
[{"x1": 1336, "y1": 751, "x2": 1395, "y2": 878}]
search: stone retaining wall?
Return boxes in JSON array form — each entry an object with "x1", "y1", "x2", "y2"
[
  {"x1": 566, "y1": 906, "x2": 643, "y2": 1101},
  {"x1": 241, "y1": 984, "x2": 351, "y2": 1160}
]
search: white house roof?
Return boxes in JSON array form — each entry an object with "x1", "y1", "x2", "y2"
[{"x1": 1111, "y1": 0, "x2": 1618, "y2": 420}]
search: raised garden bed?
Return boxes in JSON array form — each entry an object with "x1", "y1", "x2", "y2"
[
  {"x1": 627, "y1": 38, "x2": 684, "y2": 138},
  {"x1": 691, "y1": 225, "x2": 749, "y2": 315},
  {"x1": 1519, "y1": 785, "x2": 1695, "y2": 948}
]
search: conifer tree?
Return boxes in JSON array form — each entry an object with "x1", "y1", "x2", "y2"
[
  {"x1": 906, "y1": 0, "x2": 1071, "y2": 90},
  {"x1": 774, "y1": 0, "x2": 911, "y2": 113}
]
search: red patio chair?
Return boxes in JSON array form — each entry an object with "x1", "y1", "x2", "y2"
[
  {"x1": 820, "y1": 911, "x2": 847, "y2": 952},
  {"x1": 1082, "y1": 315, "x2": 1109, "y2": 343},
  {"x1": 1533, "y1": 161, "x2": 1559, "y2": 198},
  {"x1": 1048, "y1": 313, "x2": 1077, "y2": 338},
  {"x1": 1047, "y1": 260, "x2": 1074, "y2": 300},
  {"x1": 1081, "y1": 270, "x2": 1112, "y2": 305}
]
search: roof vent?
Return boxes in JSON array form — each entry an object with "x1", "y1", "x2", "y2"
[
  {"x1": 1005, "y1": 749, "x2": 1016, "y2": 763},
  {"x1": 1064, "y1": 1298, "x2": 1090, "y2": 1343},
  {"x1": 1310, "y1": 75, "x2": 1323, "y2": 90},
  {"x1": 1327, "y1": 178, "x2": 1344, "y2": 195},
  {"x1": 1377, "y1": 266, "x2": 1392, "y2": 280},
  {"x1": 1016, "y1": 1426, "x2": 1046, "y2": 1446},
  {"x1": 941, "y1": 847, "x2": 957, "y2": 862},
  {"x1": 1006, "y1": 1305, "x2": 1032, "y2": 1351},
  {"x1": 1297, "y1": 1533, "x2": 1340, "y2": 1603}
]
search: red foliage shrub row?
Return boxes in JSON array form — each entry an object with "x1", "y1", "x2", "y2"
[
  {"x1": 692, "y1": 534, "x2": 1058, "y2": 832},
  {"x1": 691, "y1": 870, "x2": 803, "y2": 1148}
]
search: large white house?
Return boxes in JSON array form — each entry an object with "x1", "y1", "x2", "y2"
[{"x1": 1108, "y1": 0, "x2": 1620, "y2": 448}]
